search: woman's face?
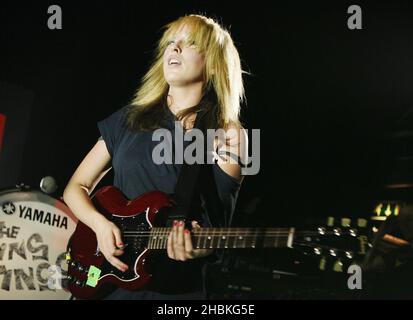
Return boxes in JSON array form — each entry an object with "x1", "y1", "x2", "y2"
[{"x1": 163, "y1": 25, "x2": 205, "y2": 87}]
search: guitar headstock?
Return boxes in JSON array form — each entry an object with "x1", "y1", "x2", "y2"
[{"x1": 293, "y1": 216, "x2": 371, "y2": 272}]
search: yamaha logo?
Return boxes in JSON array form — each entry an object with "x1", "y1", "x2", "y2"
[{"x1": 2, "y1": 202, "x2": 16, "y2": 215}]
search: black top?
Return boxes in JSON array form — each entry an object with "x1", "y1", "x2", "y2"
[{"x1": 97, "y1": 104, "x2": 241, "y2": 294}]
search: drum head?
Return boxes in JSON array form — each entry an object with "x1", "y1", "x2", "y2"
[{"x1": 0, "y1": 188, "x2": 77, "y2": 299}]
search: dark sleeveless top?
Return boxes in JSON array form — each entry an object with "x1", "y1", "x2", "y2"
[{"x1": 97, "y1": 105, "x2": 241, "y2": 294}]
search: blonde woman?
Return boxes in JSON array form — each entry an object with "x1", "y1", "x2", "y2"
[{"x1": 63, "y1": 14, "x2": 247, "y2": 299}]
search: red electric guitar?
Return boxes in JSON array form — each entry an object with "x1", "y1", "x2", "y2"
[{"x1": 65, "y1": 186, "x2": 368, "y2": 299}]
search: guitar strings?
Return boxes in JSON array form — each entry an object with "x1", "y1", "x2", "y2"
[{"x1": 121, "y1": 231, "x2": 352, "y2": 237}]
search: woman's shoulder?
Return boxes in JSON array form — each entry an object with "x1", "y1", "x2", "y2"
[{"x1": 97, "y1": 105, "x2": 133, "y2": 155}]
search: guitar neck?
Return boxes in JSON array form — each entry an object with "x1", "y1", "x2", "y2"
[{"x1": 143, "y1": 227, "x2": 296, "y2": 250}]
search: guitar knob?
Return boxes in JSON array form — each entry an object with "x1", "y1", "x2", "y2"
[
  {"x1": 77, "y1": 265, "x2": 85, "y2": 272},
  {"x1": 67, "y1": 274, "x2": 76, "y2": 283},
  {"x1": 70, "y1": 261, "x2": 77, "y2": 268},
  {"x1": 75, "y1": 280, "x2": 83, "y2": 287}
]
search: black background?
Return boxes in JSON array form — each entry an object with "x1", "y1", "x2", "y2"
[{"x1": 2, "y1": 0, "x2": 413, "y2": 227}]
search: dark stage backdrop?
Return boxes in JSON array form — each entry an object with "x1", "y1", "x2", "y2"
[{"x1": 1, "y1": 1, "x2": 413, "y2": 226}]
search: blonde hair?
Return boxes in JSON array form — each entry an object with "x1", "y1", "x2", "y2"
[{"x1": 127, "y1": 14, "x2": 246, "y2": 131}]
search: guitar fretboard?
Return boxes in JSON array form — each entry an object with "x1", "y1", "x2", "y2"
[{"x1": 140, "y1": 228, "x2": 295, "y2": 249}]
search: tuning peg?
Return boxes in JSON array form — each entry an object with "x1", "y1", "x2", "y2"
[
  {"x1": 329, "y1": 249, "x2": 337, "y2": 256},
  {"x1": 345, "y1": 251, "x2": 354, "y2": 259},
  {"x1": 333, "y1": 228, "x2": 342, "y2": 236},
  {"x1": 349, "y1": 229, "x2": 358, "y2": 237},
  {"x1": 317, "y1": 227, "x2": 326, "y2": 235},
  {"x1": 314, "y1": 247, "x2": 322, "y2": 255}
]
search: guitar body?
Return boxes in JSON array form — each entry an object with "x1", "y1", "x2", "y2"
[{"x1": 67, "y1": 186, "x2": 172, "y2": 300}]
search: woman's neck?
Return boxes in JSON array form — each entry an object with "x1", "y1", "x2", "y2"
[{"x1": 167, "y1": 83, "x2": 203, "y2": 114}]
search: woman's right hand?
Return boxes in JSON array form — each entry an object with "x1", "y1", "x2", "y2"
[{"x1": 92, "y1": 216, "x2": 128, "y2": 272}]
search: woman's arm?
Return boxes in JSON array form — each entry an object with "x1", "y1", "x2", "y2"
[
  {"x1": 63, "y1": 140, "x2": 111, "y2": 230},
  {"x1": 63, "y1": 140, "x2": 128, "y2": 272}
]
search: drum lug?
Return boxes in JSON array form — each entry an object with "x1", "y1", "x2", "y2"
[{"x1": 15, "y1": 183, "x2": 30, "y2": 191}]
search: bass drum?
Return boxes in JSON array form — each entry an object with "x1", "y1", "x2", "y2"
[{"x1": 0, "y1": 187, "x2": 77, "y2": 299}]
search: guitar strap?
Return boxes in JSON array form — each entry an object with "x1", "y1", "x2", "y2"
[{"x1": 167, "y1": 110, "x2": 208, "y2": 227}]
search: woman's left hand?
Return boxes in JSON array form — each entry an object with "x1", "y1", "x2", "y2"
[{"x1": 167, "y1": 220, "x2": 213, "y2": 261}]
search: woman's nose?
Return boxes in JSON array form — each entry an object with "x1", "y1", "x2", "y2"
[{"x1": 172, "y1": 41, "x2": 182, "y2": 53}]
